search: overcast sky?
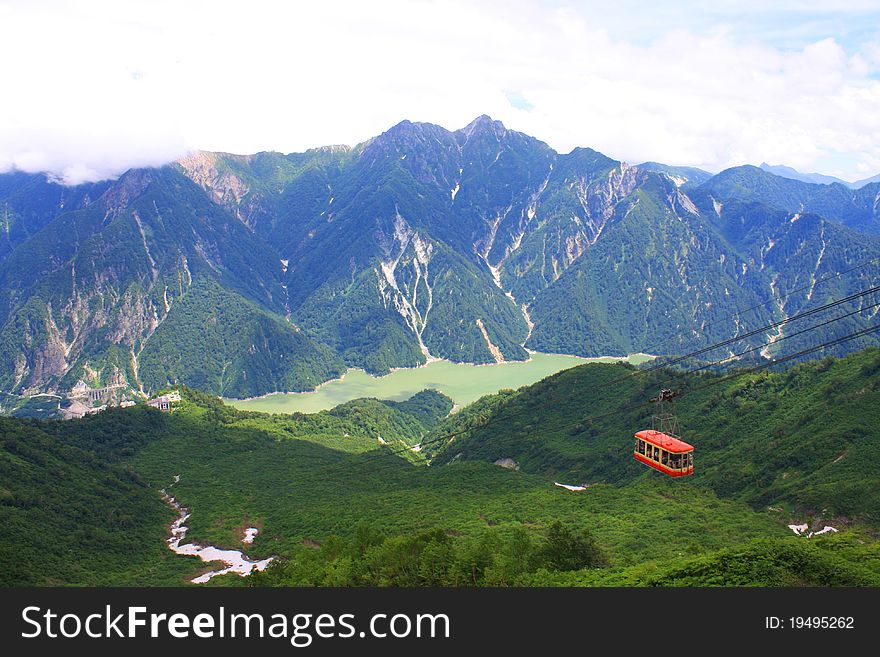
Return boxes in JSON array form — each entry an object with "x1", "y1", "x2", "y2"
[{"x1": 1, "y1": 0, "x2": 879, "y2": 184}]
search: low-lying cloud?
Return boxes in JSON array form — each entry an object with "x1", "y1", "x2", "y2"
[{"x1": 1, "y1": 0, "x2": 878, "y2": 184}]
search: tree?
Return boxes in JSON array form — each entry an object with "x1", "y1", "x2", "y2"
[{"x1": 539, "y1": 521, "x2": 606, "y2": 571}]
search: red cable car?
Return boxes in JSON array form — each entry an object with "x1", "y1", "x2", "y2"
[
  {"x1": 633, "y1": 429, "x2": 694, "y2": 477},
  {"x1": 633, "y1": 388, "x2": 694, "y2": 477}
]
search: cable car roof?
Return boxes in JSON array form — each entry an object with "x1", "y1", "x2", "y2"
[{"x1": 635, "y1": 429, "x2": 694, "y2": 453}]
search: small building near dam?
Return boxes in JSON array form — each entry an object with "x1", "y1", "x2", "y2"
[{"x1": 147, "y1": 390, "x2": 181, "y2": 412}]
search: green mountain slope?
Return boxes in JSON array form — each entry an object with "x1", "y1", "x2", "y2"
[
  {"x1": 431, "y1": 348, "x2": 880, "y2": 526},
  {"x1": 0, "y1": 172, "x2": 110, "y2": 260},
  {"x1": 0, "y1": 411, "x2": 190, "y2": 585},
  {"x1": 3, "y1": 350, "x2": 879, "y2": 586},
  {"x1": 0, "y1": 168, "x2": 340, "y2": 397},
  {"x1": 699, "y1": 165, "x2": 880, "y2": 235},
  {"x1": 136, "y1": 277, "x2": 344, "y2": 397},
  {"x1": 0, "y1": 388, "x2": 453, "y2": 585},
  {"x1": 637, "y1": 161, "x2": 713, "y2": 188},
  {"x1": 517, "y1": 534, "x2": 880, "y2": 586}
]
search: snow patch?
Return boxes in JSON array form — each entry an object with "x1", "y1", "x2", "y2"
[
  {"x1": 487, "y1": 261, "x2": 503, "y2": 289},
  {"x1": 788, "y1": 522, "x2": 839, "y2": 538},
  {"x1": 807, "y1": 526, "x2": 838, "y2": 538},
  {"x1": 280, "y1": 259, "x2": 289, "y2": 273},
  {"x1": 762, "y1": 273, "x2": 787, "y2": 359},
  {"x1": 554, "y1": 482, "x2": 588, "y2": 491},
  {"x1": 162, "y1": 478, "x2": 272, "y2": 584},
  {"x1": 242, "y1": 528, "x2": 259, "y2": 544},
  {"x1": 451, "y1": 182, "x2": 460, "y2": 201}
]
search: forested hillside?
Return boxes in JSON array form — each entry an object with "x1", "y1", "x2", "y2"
[
  {"x1": 2, "y1": 350, "x2": 879, "y2": 587},
  {"x1": 431, "y1": 347, "x2": 880, "y2": 525}
]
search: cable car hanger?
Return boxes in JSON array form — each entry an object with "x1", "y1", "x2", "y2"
[{"x1": 634, "y1": 389, "x2": 694, "y2": 477}]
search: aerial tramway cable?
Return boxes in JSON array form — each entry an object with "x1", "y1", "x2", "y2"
[
  {"x1": 304, "y1": 257, "x2": 880, "y2": 475},
  {"x1": 329, "y1": 318, "x2": 880, "y2": 473},
  {"x1": 336, "y1": 284, "x2": 880, "y2": 466}
]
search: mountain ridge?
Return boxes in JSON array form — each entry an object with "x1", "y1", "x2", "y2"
[{"x1": 1, "y1": 116, "x2": 879, "y2": 398}]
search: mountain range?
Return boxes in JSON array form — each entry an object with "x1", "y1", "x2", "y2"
[
  {"x1": 1, "y1": 115, "x2": 880, "y2": 398},
  {"x1": 758, "y1": 163, "x2": 880, "y2": 189}
]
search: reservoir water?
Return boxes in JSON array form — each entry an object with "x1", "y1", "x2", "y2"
[{"x1": 229, "y1": 352, "x2": 653, "y2": 414}]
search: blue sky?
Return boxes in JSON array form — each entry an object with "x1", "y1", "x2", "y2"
[
  {"x1": 1, "y1": 0, "x2": 878, "y2": 183},
  {"x1": 573, "y1": 1, "x2": 879, "y2": 50}
]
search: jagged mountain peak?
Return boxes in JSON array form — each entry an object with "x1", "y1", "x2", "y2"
[
  {"x1": 361, "y1": 119, "x2": 455, "y2": 160},
  {"x1": 98, "y1": 167, "x2": 157, "y2": 214},
  {"x1": 177, "y1": 149, "x2": 253, "y2": 166},
  {"x1": 380, "y1": 118, "x2": 448, "y2": 140},
  {"x1": 560, "y1": 146, "x2": 619, "y2": 171},
  {"x1": 459, "y1": 114, "x2": 507, "y2": 141}
]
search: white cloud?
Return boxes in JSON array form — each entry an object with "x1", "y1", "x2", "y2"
[{"x1": 0, "y1": 0, "x2": 878, "y2": 183}]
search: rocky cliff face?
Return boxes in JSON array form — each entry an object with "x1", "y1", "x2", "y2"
[
  {"x1": 0, "y1": 166, "x2": 340, "y2": 397},
  {"x1": 176, "y1": 151, "x2": 259, "y2": 226}
]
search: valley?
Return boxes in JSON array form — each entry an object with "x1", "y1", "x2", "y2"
[
  {"x1": 2, "y1": 348, "x2": 879, "y2": 587},
  {"x1": 1, "y1": 116, "x2": 879, "y2": 590},
  {"x1": 229, "y1": 351, "x2": 653, "y2": 414}
]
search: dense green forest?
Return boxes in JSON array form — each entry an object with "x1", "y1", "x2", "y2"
[
  {"x1": 1, "y1": 349, "x2": 879, "y2": 586},
  {"x1": 429, "y1": 347, "x2": 880, "y2": 525},
  {"x1": 137, "y1": 277, "x2": 345, "y2": 397},
  {"x1": 0, "y1": 411, "x2": 191, "y2": 585}
]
